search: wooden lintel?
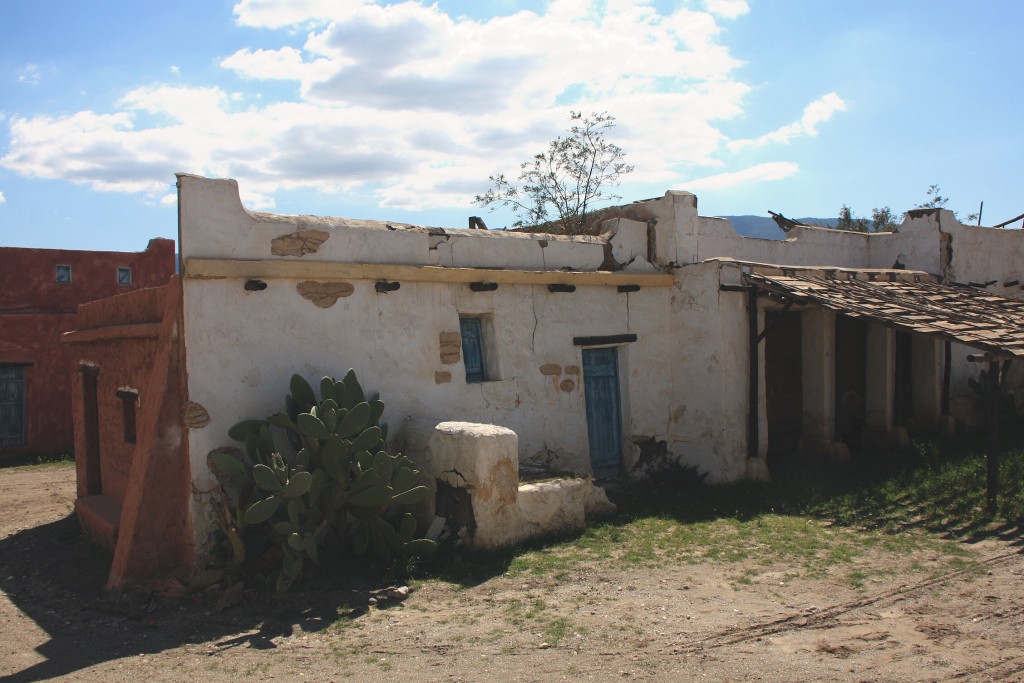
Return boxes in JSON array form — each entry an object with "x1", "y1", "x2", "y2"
[
  {"x1": 183, "y1": 258, "x2": 674, "y2": 288},
  {"x1": 573, "y1": 334, "x2": 638, "y2": 346}
]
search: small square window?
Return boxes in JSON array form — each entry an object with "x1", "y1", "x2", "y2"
[
  {"x1": 56, "y1": 265, "x2": 72, "y2": 284},
  {"x1": 117, "y1": 267, "x2": 132, "y2": 286}
]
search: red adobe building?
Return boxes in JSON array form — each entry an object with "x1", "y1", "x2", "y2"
[{"x1": 0, "y1": 238, "x2": 176, "y2": 459}]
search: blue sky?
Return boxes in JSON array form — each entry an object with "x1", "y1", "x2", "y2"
[{"x1": 1, "y1": 0, "x2": 1021, "y2": 251}]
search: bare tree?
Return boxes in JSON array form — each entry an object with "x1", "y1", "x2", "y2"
[{"x1": 474, "y1": 112, "x2": 634, "y2": 235}]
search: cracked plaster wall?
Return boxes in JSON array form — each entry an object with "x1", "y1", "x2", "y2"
[
  {"x1": 176, "y1": 175, "x2": 1024, "y2": 553},
  {"x1": 178, "y1": 175, "x2": 709, "y2": 554}
]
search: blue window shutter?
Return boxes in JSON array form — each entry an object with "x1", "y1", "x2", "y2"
[{"x1": 460, "y1": 317, "x2": 486, "y2": 383}]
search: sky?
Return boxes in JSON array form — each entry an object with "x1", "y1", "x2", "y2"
[{"x1": 1, "y1": 0, "x2": 1022, "y2": 252}]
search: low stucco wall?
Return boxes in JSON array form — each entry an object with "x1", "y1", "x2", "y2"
[{"x1": 400, "y1": 420, "x2": 615, "y2": 550}]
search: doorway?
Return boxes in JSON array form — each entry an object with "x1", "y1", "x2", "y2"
[
  {"x1": 0, "y1": 366, "x2": 26, "y2": 448},
  {"x1": 765, "y1": 311, "x2": 803, "y2": 468},
  {"x1": 582, "y1": 347, "x2": 623, "y2": 479},
  {"x1": 834, "y1": 315, "x2": 867, "y2": 449},
  {"x1": 82, "y1": 369, "x2": 102, "y2": 494},
  {"x1": 894, "y1": 331, "x2": 913, "y2": 428}
]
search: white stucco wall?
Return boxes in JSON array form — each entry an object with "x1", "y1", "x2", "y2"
[
  {"x1": 176, "y1": 174, "x2": 1024, "y2": 555},
  {"x1": 177, "y1": 175, "x2": 756, "y2": 551},
  {"x1": 633, "y1": 189, "x2": 946, "y2": 274}
]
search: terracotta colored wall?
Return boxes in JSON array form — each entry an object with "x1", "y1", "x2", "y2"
[
  {"x1": 74, "y1": 335, "x2": 162, "y2": 503},
  {"x1": 0, "y1": 238, "x2": 175, "y2": 458},
  {"x1": 0, "y1": 313, "x2": 75, "y2": 453},
  {"x1": 67, "y1": 278, "x2": 194, "y2": 587}
]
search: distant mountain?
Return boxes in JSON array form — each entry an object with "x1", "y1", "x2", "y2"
[{"x1": 718, "y1": 215, "x2": 839, "y2": 241}]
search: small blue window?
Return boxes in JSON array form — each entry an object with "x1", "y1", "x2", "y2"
[
  {"x1": 460, "y1": 317, "x2": 487, "y2": 383},
  {"x1": 55, "y1": 265, "x2": 72, "y2": 284},
  {"x1": 117, "y1": 267, "x2": 132, "y2": 286}
]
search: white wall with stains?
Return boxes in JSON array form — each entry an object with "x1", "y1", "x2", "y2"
[
  {"x1": 176, "y1": 174, "x2": 1024, "y2": 553},
  {"x1": 177, "y1": 175, "x2": 754, "y2": 552}
]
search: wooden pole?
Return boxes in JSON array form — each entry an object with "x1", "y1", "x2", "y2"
[
  {"x1": 986, "y1": 360, "x2": 1000, "y2": 516},
  {"x1": 942, "y1": 340, "x2": 951, "y2": 416},
  {"x1": 748, "y1": 288, "x2": 759, "y2": 460}
]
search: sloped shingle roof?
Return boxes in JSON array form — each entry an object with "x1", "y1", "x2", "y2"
[{"x1": 745, "y1": 268, "x2": 1024, "y2": 357}]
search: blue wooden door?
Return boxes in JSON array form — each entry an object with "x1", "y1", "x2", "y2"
[
  {"x1": 0, "y1": 366, "x2": 25, "y2": 448},
  {"x1": 583, "y1": 348, "x2": 622, "y2": 478}
]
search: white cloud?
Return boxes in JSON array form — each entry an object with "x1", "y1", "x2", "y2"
[
  {"x1": 232, "y1": 0, "x2": 369, "y2": 28},
  {"x1": 0, "y1": 1, "x2": 833, "y2": 212},
  {"x1": 683, "y1": 162, "x2": 799, "y2": 191},
  {"x1": 703, "y1": 0, "x2": 749, "y2": 19},
  {"x1": 729, "y1": 92, "x2": 846, "y2": 151},
  {"x1": 170, "y1": 65, "x2": 180, "y2": 76},
  {"x1": 18, "y1": 64, "x2": 41, "y2": 85},
  {"x1": 221, "y1": 46, "x2": 336, "y2": 82},
  {"x1": 0, "y1": 190, "x2": 6, "y2": 204}
]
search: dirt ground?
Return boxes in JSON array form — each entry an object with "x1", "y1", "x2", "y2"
[{"x1": 1, "y1": 464, "x2": 1023, "y2": 682}]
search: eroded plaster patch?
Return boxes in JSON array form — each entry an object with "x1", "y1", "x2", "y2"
[
  {"x1": 564, "y1": 365, "x2": 580, "y2": 375},
  {"x1": 559, "y1": 379, "x2": 576, "y2": 392},
  {"x1": 435, "y1": 370, "x2": 452, "y2": 384},
  {"x1": 539, "y1": 363, "x2": 562, "y2": 376},
  {"x1": 439, "y1": 331, "x2": 461, "y2": 364},
  {"x1": 296, "y1": 281, "x2": 355, "y2": 308},
  {"x1": 183, "y1": 401, "x2": 211, "y2": 429},
  {"x1": 271, "y1": 229, "x2": 330, "y2": 257}
]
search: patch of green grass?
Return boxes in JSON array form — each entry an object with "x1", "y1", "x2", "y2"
[
  {"x1": 431, "y1": 433, "x2": 1023, "y2": 589},
  {"x1": 846, "y1": 569, "x2": 869, "y2": 589},
  {"x1": 2, "y1": 452, "x2": 74, "y2": 470},
  {"x1": 543, "y1": 617, "x2": 574, "y2": 646},
  {"x1": 499, "y1": 596, "x2": 577, "y2": 645}
]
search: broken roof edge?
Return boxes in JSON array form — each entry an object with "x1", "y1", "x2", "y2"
[
  {"x1": 176, "y1": 172, "x2": 608, "y2": 246},
  {"x1": 176, "y1": 173, "x2": 660, "y2": 273}
]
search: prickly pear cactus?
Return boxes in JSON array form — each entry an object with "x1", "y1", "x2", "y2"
[{"x1": 208, "y1": 370, "x2": 434, "y2": 591}]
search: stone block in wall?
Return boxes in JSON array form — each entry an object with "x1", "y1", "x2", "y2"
[
  {"x1": 439, "y1": 331, "x2": 461, "y2": 364},
  {"x1": 271, "y1": 229, "x2": 329, "y2": 256},
  {"x1": 296, "y1": 281, "x2": 354, "y2": 308}
]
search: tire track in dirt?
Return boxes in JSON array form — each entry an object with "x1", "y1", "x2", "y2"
[
  {"x1": 664, "y1": 549, "x2": 1021, "y2": 655},
  {"x1": 942, "y1": 653, "x2": 1024, "y2": 682}
]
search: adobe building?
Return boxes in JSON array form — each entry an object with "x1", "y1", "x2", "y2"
[
  {"x1": 67, "y1": 174, "x2": 1024, "y2": 589},
  {"x1": 0, "y1": 240, "x2": 176, "y2": 459}
]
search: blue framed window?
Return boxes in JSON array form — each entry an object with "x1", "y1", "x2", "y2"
[
  {"x1": 459, "y1": 317, "x2": 487, "y2": 383},
  {"x1": 55, "y1": 264, "x2": 72, "y2": 284},
  {"x1": 117, "y1": 267, "x2": 132, "y2": 286}
]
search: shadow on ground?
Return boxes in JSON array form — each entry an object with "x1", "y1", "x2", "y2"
[
  {"x1": 0, "y1": 513, "x2": 390, "y2": 682},
  {"x1": 3, "y1": 430, "x2": 1023, "y2": 680}
]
